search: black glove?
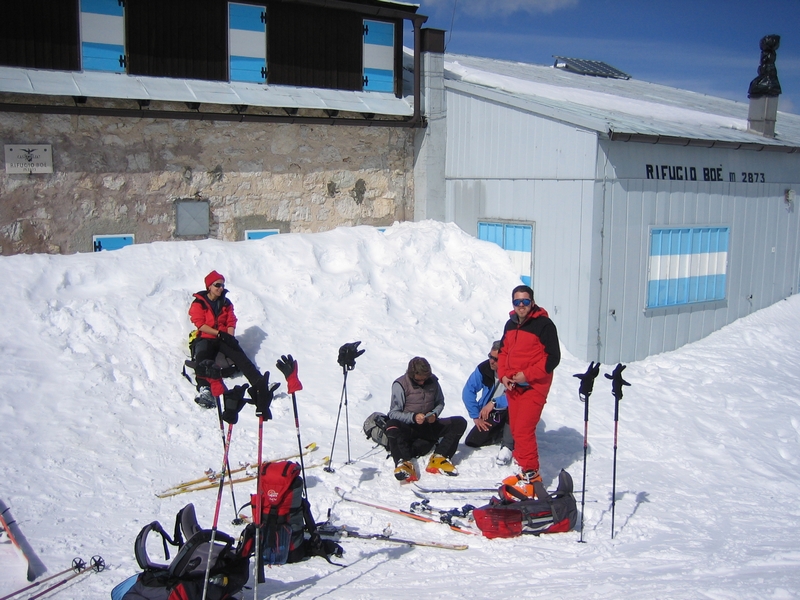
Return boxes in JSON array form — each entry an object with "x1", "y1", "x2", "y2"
[
  {"x1": 605, "y1": 363, "x2": 631, "y2": 400},
  {"x1": 573, "y1": 361, "x2": 601, "y2": 399},
  {"x1": 276, "y1": 354, "x2": 295, "y2": 379},
  {"x1": 276, "y1": 355, "x2": 303, "y2": 393},
  {"x1": 217, "y1": 331, "x2": 239, "y2": 349},
  {"x1": 251, "y1": 371, "x2": 279, "y2": 420},
  {"x1": 337, "y1": 341, "x2": 365, "y2": 370},
  {"x1": 222, "y1": 384, "x2": 249, "y2": 424},
  {"x1": 194, "y1": 359, "x2": 222, "y2": 380}
]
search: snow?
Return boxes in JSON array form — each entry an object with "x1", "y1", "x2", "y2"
[
  {"x1": 445, "y1": 59, "x2": 749, "y2": 131},
  {"x1": 2, "y1": 220, "x2": 800, "y2": 599}
]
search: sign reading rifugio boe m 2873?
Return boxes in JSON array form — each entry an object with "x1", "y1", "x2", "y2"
[
  {"x1": 646, "y1": 163, "x2": 766, "y2": 183},
  {"x1": 4, "y1": 145, "x2": 53, "y2": 174}
]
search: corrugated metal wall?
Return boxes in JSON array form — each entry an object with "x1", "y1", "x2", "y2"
[
  {"x1": 444, "y1": 86, "x2": 800, "y2": 364},
  {"x1": 598, "y1": 141, "x2": 800, "y2": 362},
  {"x1": 446, "y1": 92, "x2": 596, "y2": 180},
  {"x1": 446, "y1": 90, "x2": 601, "y2": 357}
]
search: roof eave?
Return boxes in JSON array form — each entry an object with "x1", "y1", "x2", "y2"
[{"x1": 607, "y1": 130, "x2": 800, "y2": 153}]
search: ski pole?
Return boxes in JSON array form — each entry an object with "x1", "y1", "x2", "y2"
[
  {"x1": 253, "y1": 413, "x2": 264, "y2": 595},
  {"x1": 605, "y1": 363, "x2": 630, "y2": 540},
  {"x1": 201, "y1": 403, "x2": 235, "y2": 600},
  {"x1": 27, "y1": 556, "x2": 104, "y2": 600},
  {"x1": 325, "y1": 342, "x2": 364, "y2": 472},
  {"x1": 276, "y1": 354, "x2": 308, "y2": 498},
  {"x1": 290, "y1": 391, "x2": 309, "y2": 499},
  {"x1": 215, "y1": 392, "x2": 242, "y2": 524},
  {"x1": 573, "y1": 361, "x2": 600, "y2": 543},
  {"x1": 324, "y1": 367, "x2": 348, "y2": 473},
  {"x1": 0, "y1": 558, "x2": 85, "y2": 600}
]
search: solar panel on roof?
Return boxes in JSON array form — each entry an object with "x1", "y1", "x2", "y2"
[{"x1": 553, "y1": 56, "x2": 630, "y2": 80}]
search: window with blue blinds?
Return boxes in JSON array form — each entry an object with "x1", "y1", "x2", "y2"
[
  {"x1": 80, "y1": 0, "x2": 125, "y2": 73},
  {"x1": 647, "y1": 227, "x2": 729, "y2": 308},
  {"x1": 362, "y1": 20, "x2": 394, "y2": 92},
  {"x1": 244, "y1": 229, "x2": 279, "y2": 240},
  {"x1": 229, "y1": 3, "x2": 266, "y2": 83},
  {"x1": 93, "y1": 234, "x2": 134, "y2": 251},
  {"x1": 478, "y1": 222, "x2": 533, "y2": 286}
]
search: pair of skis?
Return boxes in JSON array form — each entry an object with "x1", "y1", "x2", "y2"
[
  {"x1": 317, "y1": 523, "x2": 469, "y2": 551},
  {"x1": 0, "y1": 499, "x2": 46, "y2": 584},
  {"x1": 156, "y1": 443, "x2": 319, "y2": 498},
  {"x1": 0, "y1": 556, "x2": 105, "y2": 600},
  {"x1": 334, "y1": 487, "x2": 480, "y2": 536}
]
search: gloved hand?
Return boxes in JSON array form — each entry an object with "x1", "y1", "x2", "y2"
[
  {"x1": 276, "y1": 354, "x2": 303, "y2": 394},
  {"x1": 573, "y1": 361, "x2": 601, "y2": 399},
  {"x1": 337, "y1": 341, "x2": 365, "y2": 370},
  {"x1": 605, "y1": 363, "x2": 631, "y2": 399},
  {"x1": 252, "y1": 371, "x2": 280, "y2": 420},
  {"x1": 222, "y1": 384, "x2": 249, "y2": 424},
  {"x1": 217, "y1": 331, "x2": 240, "y2": 349}
]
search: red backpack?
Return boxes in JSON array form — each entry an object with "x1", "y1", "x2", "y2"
[
  {"x1": 250, "y1": 461, "x2": 343, "y2": 579},
  {"x1": 473, "y1": 469, "x2": 578, "y2": 538}
]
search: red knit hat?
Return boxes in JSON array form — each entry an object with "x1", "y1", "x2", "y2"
[{"x1": 204, "y1": 270, "x2": 225, "y2": 289}]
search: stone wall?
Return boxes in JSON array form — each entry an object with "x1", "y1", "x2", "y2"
[{"x1": 0, "y1": 110, "x2": 415, "y2": 254}]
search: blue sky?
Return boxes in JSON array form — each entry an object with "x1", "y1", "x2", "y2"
[{"x1": 406, "y1": 0, "x2": 799, "y2": 114}]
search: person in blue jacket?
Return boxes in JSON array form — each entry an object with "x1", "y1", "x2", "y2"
[{"x1": 462, "y1": 341, "x2": 515, "y2": 465}]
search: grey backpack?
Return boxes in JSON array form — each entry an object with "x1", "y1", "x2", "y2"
[{"x1": 363, "y1": 412, "x2": 389, "y2": 448}]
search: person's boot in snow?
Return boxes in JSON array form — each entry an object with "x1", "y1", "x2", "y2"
[
  {"x1": 501, "y1": 469, "x2": 541, "y2": 499},
  {"x1": 394, "y1": 460, "x2": 418, "y2": 482},
  {"x1": 194, "y1": 386, "x2": 216, "y2": 409},
  {"x1": 495, "y1": 446, "x2": 513, "y2": 466},
  {"x1": 426, "y1": 454, "x2": 458, "y2": 476}
]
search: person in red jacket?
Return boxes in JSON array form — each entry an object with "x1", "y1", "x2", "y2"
[
  {"x1": 497, "y1": 284, "x2": 560, "y2": 498},
  {"x1": 189, "y1": 270, "x2": 268, "y2": 410}
]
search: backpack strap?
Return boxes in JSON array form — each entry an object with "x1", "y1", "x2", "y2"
[
  {"x1": 500, "y1": 484, "x2": 530, "y2": 503},
  {"x1": 301, "y1": 499, "x2": 344, "y2": 565},
  {"x1": 168, "y1": 530, "x2": 235, "y2": 580},
  {"x1": 176, "y1": 503, "x2": 201, "y2": 545},
  {"x1": 134, "y1": 521, "x2": 178, "y2": 571}
]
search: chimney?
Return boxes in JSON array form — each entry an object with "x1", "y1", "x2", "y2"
[{"x1": 747, "y1": 35, "x2": 782, "y2": 138}]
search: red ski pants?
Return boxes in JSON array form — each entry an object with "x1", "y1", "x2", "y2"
[{"x1": 506, "y1": 385, "x2": 548, "y2": 472}]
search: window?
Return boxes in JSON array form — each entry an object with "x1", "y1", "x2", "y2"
[
  {"x1": 126, "y1": 0, "x2": 226, "y2": 81},
  {"x1": 362, "y1": 20, "x2": 394, "y2": 92},
  {"x1": 267, "y1": 3, "x2": 362, "y2": 91},
  {"x1": 0, "y1": 2, "x2": 79, "y2": 71},
  {"x1": 244, "y1": 229, "x2": 279, "y2": 240},
  {"x1": 229, "y1": 3, "x2": 266, "y2": 83},
  {"x1": 478, "y1": 222, "x2": 533, "y2": 286},
  {"x1": 93, "y1": 234, "x2": 134, "y2": 251},
  {"x1": 176, "y1": 200, "x2": 209, "y2": 237},
  {"x1": 647, "y1": 227, "x2": 729, "y2": 309},
  {"x1": 80, "y1": 0, "x2": 125, "y2": 73}
]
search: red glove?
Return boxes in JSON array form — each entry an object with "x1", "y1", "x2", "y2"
[{"x1": 276, "y1": 354, "x2": 303, "y2": 394}]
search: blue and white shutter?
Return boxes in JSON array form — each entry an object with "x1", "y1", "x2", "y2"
[
  {"x1": 229, "y1": 3, "x2": 267, "y2": 83},
  {"x1": 478, "y1": 222, "x2": 533, "y2": 286},
  {"x1": 362, "y1": 20, "x2": 394, "y2": 92},
  {"x1": 80, "y1": 0, "x2": 125, "y2": 73},
  {"x1": 647, "y1": 227, "x2": 729, "y2": 308}
]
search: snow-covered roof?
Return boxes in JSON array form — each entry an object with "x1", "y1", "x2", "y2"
[
  {"x1": 0, "y1": 66, "x2": 413, "y2": 117},
  {"x1": 442, "y1": 53, "x2": 800, "y2": 150}
]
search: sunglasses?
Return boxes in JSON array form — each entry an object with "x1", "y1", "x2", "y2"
[
  {"x1": 487, "y1": 354, "x2": 498, "y2": 361},
  {"x1": 211, "y1": 282, "x2": 225, "y2": 288},
  {"x1": 512, "y1": 298, "x2": 532, "y2": 307}
]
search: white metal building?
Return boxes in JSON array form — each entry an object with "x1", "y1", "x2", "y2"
[{"x1": 417, "y1": 52, "x2": 800, "y2": 363}]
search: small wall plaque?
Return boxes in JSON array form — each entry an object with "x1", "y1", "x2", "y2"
[{"x1": 4, "y1": 145, "x2": 53, "y2": 174}]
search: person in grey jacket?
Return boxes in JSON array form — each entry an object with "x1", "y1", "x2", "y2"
[{"x1": 385, "y1": 357, "x2": 467, "y2": 482}]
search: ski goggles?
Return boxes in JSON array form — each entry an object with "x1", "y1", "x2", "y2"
[{"x1": 512, "y1": 298, "x2": 532, "y2": 307}]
